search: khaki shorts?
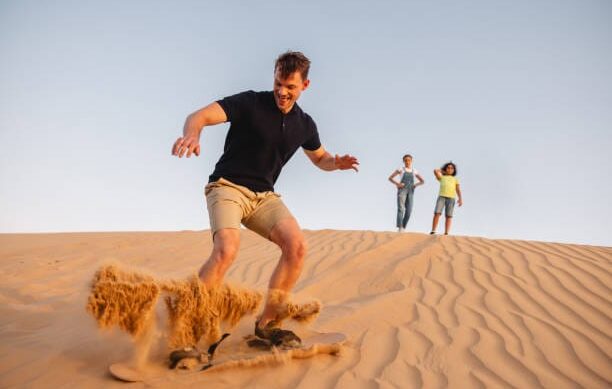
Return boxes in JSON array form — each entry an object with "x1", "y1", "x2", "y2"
[{"x1": 205, "y1": 178, "x2": 294, "y2": 239}]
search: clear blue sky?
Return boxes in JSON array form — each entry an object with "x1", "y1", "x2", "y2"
[{"x1": 1, "y1": 0, "x2": 611, "y2": 246}]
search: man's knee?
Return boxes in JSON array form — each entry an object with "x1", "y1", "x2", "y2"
[
  {"x1": 212, "y1": 229, "x2": 240, "y2": 264},
  {"x1": 270, "y1": 218, "x2": 306, "y2": 260},
  {"x1": 281, "y1": 244, "x2": 305, "y2": 273},
  {"x1": 283, "y1": 237, "x2": 306, "y2": 261},
  {"x1": 277, "y1": 231, "x2": 306, "y2": 266},
  {"x1": 215, "y1": 244, "x2": 238, "y2": 263}
]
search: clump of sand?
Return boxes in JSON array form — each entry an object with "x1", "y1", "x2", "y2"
[
  {"x1": 163, "y1": 276, "x2": 262, "y2": 347},
  {"x1": 86, "y1": 264, "x2": 160, "y2": 337},
  {"x1": 267, "y1": 288, "x2": 321, "y2": 324},
  {"x1": 86, "y1": 264, "x2": 263, "y2": 348},
  {"x1": 86, "y1": 264, "x2": 322, "y2": 350}
]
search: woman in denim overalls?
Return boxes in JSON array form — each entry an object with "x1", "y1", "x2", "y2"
[{"x1": 388, "y1": 154, "x2": 425, "y2": 232}]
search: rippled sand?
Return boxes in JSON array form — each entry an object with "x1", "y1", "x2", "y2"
[{"x1": 1, "y1": 230, "x2": 610, "y2": 388}]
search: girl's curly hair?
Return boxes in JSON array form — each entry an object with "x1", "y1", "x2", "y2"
[{"x1": 441, "y1": 162, "x2": 457, "y2": 176}]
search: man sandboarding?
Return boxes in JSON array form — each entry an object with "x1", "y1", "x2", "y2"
[{"x1": 172, "y1": 51, "x2": 359, "y2": 345}]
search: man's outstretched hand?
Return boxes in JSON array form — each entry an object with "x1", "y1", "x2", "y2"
[
  {"x1": 172, "y1": 136, "x2": 200, "y2": 158},
  {"x1": 335, "y1": 154, "x2": 359, "y2": 172}
]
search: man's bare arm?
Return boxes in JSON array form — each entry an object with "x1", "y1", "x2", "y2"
[
  {"x1": 304, "y1": 146, "x2": 359, "y2": 172},
  {"x1": 172, "y1": 102, "x2": 227, "y2": 158}
]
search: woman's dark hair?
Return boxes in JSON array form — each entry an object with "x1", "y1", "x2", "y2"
[
  {"x1": 441, "y1": 162, "x2": 457, "y2": 176},
  {"x1": 402, "y1": 154, "x2": 413, "y2": 161}
]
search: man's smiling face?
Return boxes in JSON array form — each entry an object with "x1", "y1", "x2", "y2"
[{"x1": 273, "y1": 70, "x2": 310, "y2": 114}]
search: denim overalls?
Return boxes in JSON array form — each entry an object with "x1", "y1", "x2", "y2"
[{"x1": 397, "y1": 169, "x2": 415, "y2": 229}]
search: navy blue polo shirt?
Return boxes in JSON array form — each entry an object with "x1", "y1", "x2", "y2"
[{"x1": 209, "y1": 90, "x2": 321, "y2": 192}]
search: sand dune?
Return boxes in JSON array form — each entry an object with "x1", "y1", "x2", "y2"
[{"x1": 0, "y1": 230, "x2": 610, "y2": 388}]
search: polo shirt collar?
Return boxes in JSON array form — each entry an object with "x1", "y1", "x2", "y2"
[{"x1": 268, "y1": 91, "x2": 300, "y2": 115}]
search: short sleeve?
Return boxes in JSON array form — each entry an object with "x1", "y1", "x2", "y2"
[
  {"x1": 216, "y1": 90, "x2": 256, "y2": 123},
  {"x1": 301, "y1": 116, "x2": 321, "y2": 151}
]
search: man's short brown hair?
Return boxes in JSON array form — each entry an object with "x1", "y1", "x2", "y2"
[{"x1": 275, "y1": 51, "x2": 311, "y2": 80}]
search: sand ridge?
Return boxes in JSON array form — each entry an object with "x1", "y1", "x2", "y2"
[{"x1": 0, "y1": 230, "x2": 610, "y2": 388}]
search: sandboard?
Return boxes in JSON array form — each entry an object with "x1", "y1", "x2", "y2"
[
  {"x1": 109, "y1": 331, "x2": 347, "y2": 383},
  {"x1": 204, "y1": 331, "x2": 346, "y2": 372},
  {"x1": 109, "y1": 363, "x2": 144, "y2": 382}
]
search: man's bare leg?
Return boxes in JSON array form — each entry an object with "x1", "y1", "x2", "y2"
[
  {"x1": 198, "y1": 228, "x2": 241, "y2": 288},
  {"x1": 257, "y1": 217, "x2": 305, "y2": 329}
]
